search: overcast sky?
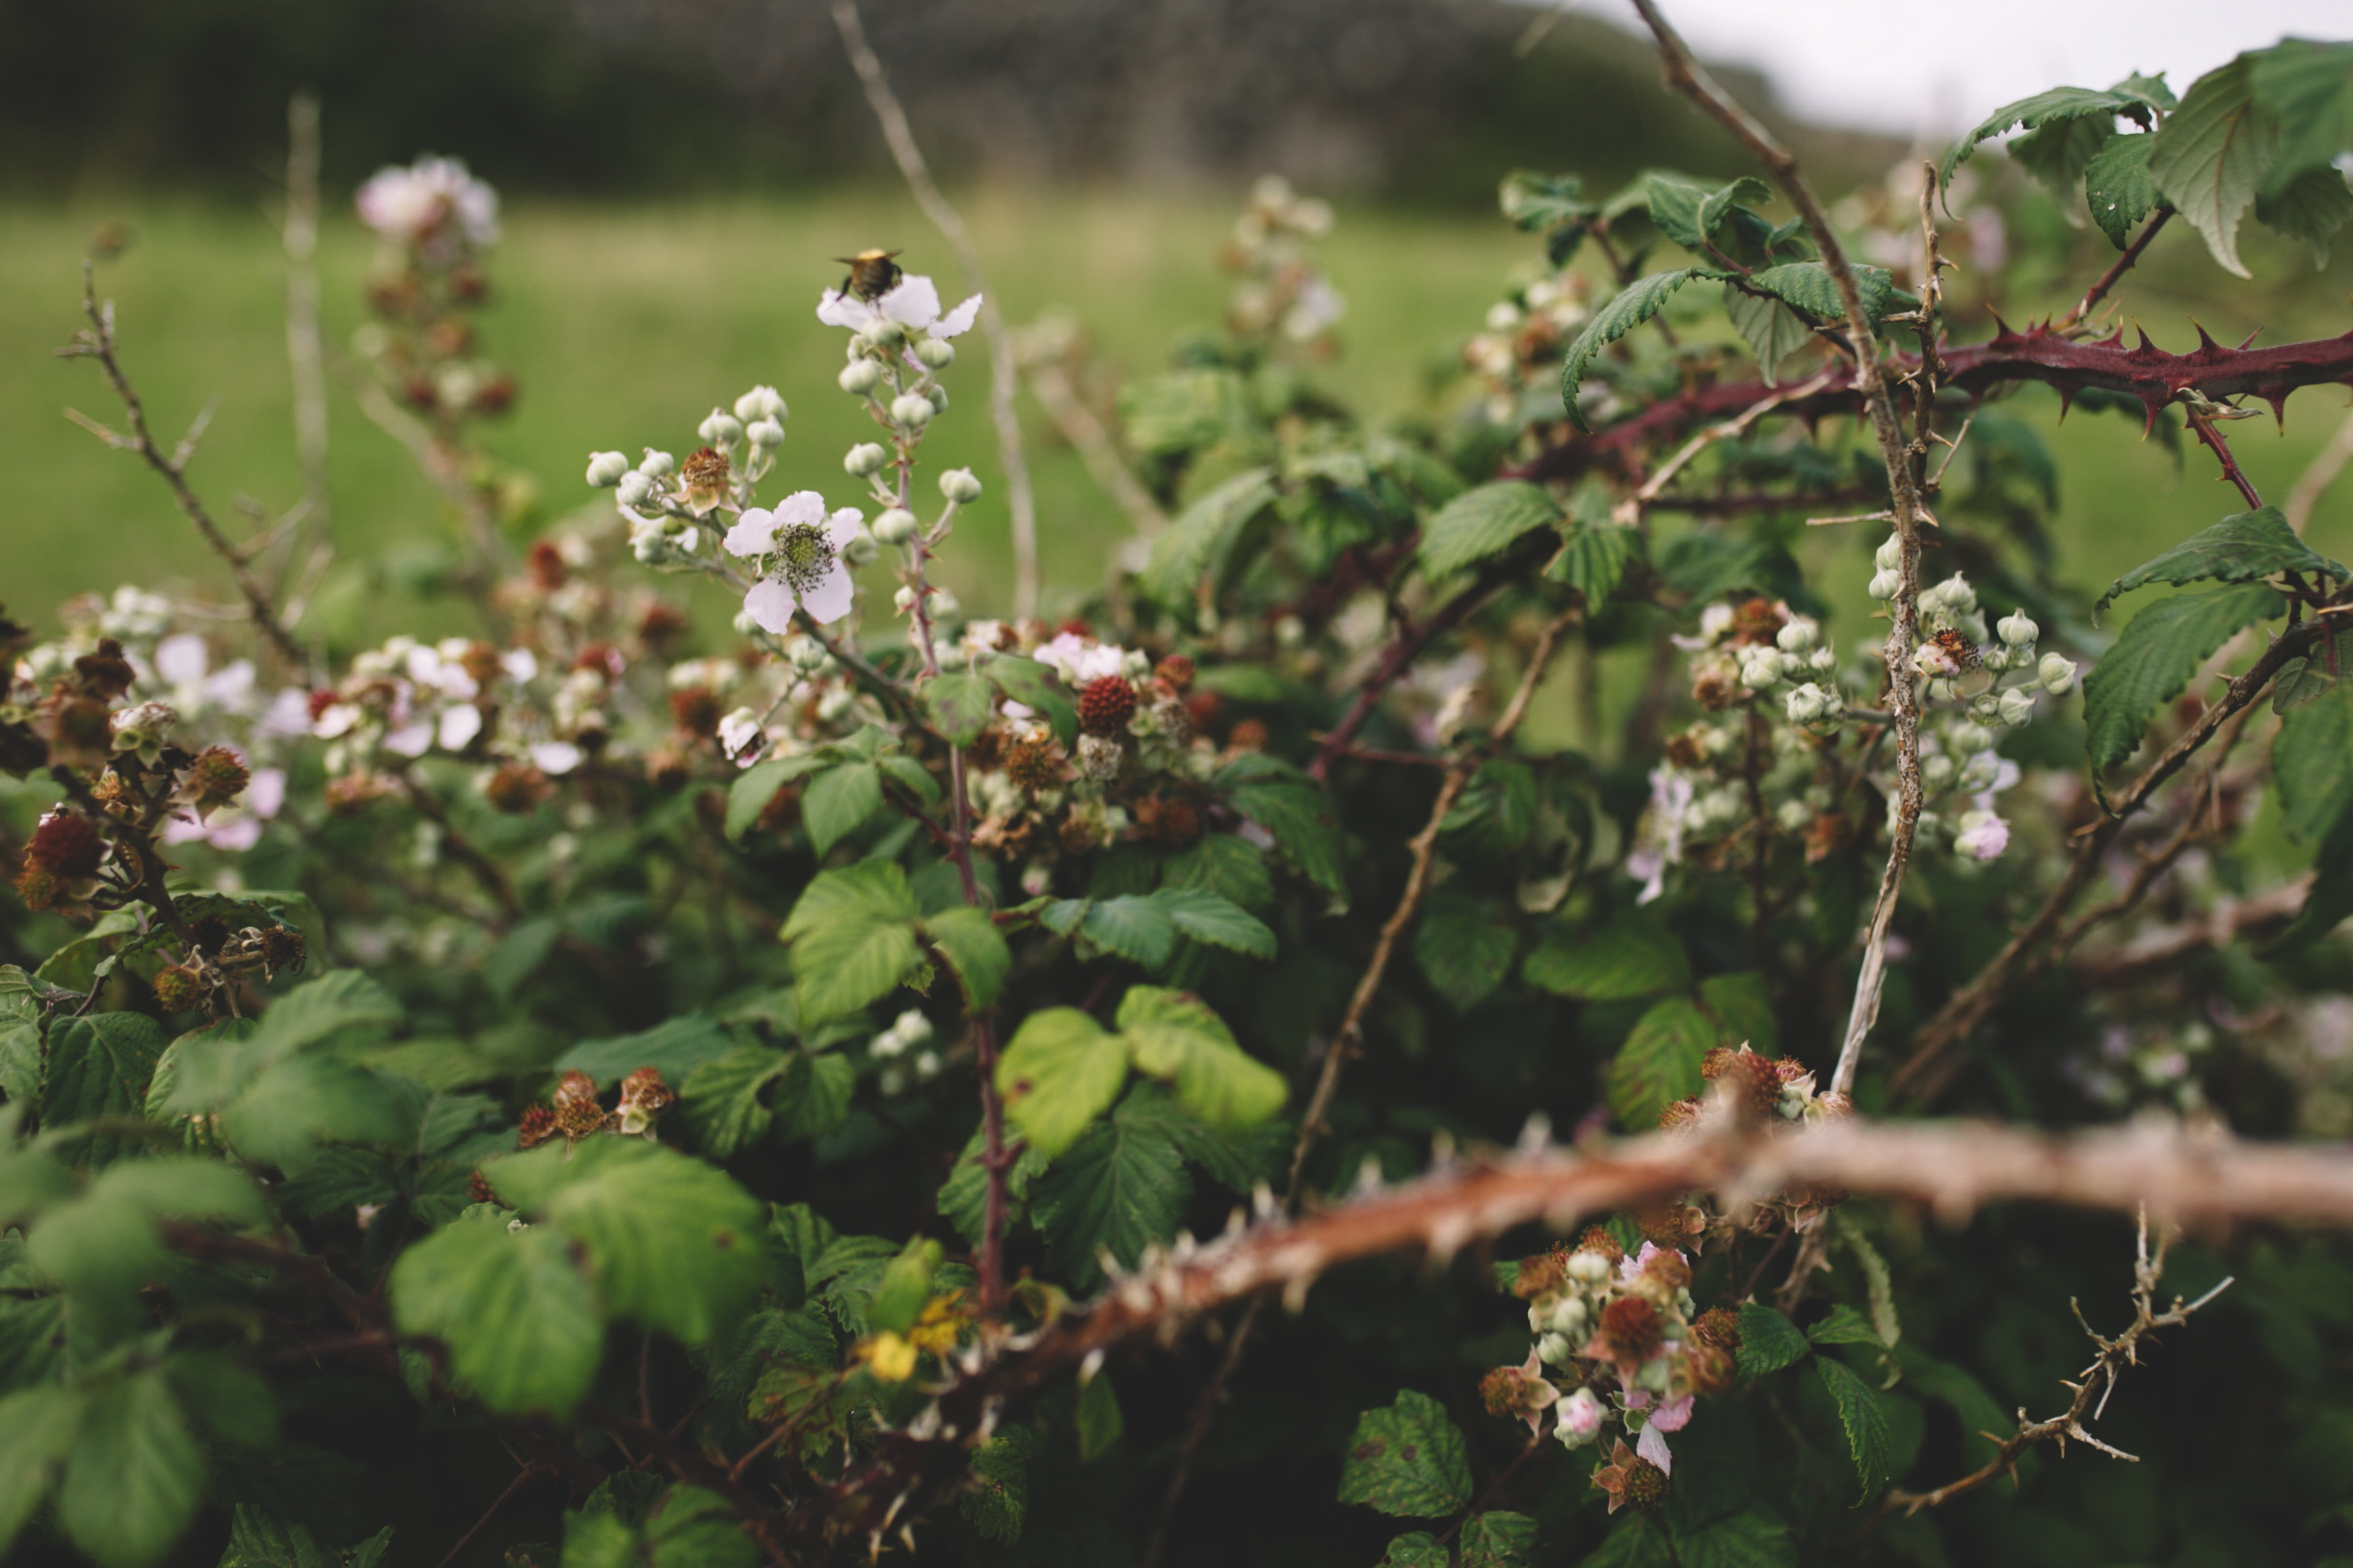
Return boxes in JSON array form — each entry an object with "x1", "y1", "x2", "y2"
[{"x1": 1582, "y1": 0, "x2": 2348, "y2": 138}]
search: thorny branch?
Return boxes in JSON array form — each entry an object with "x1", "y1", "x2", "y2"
[
  {"x1": 832, "y1": 0, "x2": 1041, "y2": 622},
  {"x1": 1885, "y1": 1212, "x2": 2232, "y2": 1513},
  {"x1": 2062, "y1": 206, "x2": 2174, "y2": 332},
  {"x1": 61, "y1": 264, "x2": 307, "y2": 668}
]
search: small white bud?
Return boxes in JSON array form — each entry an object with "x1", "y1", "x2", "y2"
[
  {"x1": 1565, "y1": 1249, "x2": 1612, "y2": 1287},
  {"x1": 893, "y1": 585, "x2": 919, "y2": 614},
  {"x1": 1739, "y1": 650, "x2": 1784, "y2": 689},
  {"x1": 914, "y1": 336, "x2": 956, "y2": 368},
  {"x1": 1808, "y1": 646, "x2": 1836, "y2": 673},
  {"x1": 843, "y1": 442, "x2": 889, "y2": 477},
  {"x1": 931, "y1": 586, "x2": 961, "y2": 619},
  {"x1": 1537, "y1": 1332, "x2": 1574, "y2": 1368},
  {"x1": 638, "y1": 449, "x2": 675, "y2": 477},
  {"x1": 890, "y1": 393, "x2": 936, "y2": 428},
  {"x1": 1998, "y1": 685, "x2": 2038, "y2": 727},
  {"x1": 1785, "y1": 684, "x2": 1828, "y2": 724},
  {"x1": 2039, "y1": 652, "x2": 2077, "y2": 695},
  {"x1": 734, "y1": 385, "x2": 786, "y2": 423},
  {"x1": 1875, "y1": 535, "x2": 1903, "y2": 571},
  {"x1": 939, "y1": 467, "x2": 983, "y2": 503},
  {"x1": 698, "y1": 408, "x2": 744, "y2": 445},
  {"x1": 1775, "y1": 617, "x2": 1819, "y2": 653},
  {"x1": 841, "y1": 530, "x2": 880, "y2": 567},
  {"x1": 745, "y1": 417, "x2": 785, "y2": 448},
  {"x1": 1922, "y1": 753, "x2": 1955, "y2": 790},
  {"x1": 926, "y1": 385, "x2": 949, "y2": 414},
  {"x1": 1776, "y1": 798, "x2": 1812, "y2": 832},
  {"x1": 1868, "y1": 569, "x2": 1901, "y2": 600},
  {"x1": 1544, "y1": 1295, "x2": 1589, "y2": 1337},
  {"x1": 615, "y1": 471, "x2": 655, "y2": 509},
  {"x1": 584, "y1": 450, "x2": 629, "y2": 488},
  {"x1": 1997, "y1": 609, "x2": 2039, "y2": 647},
  {"x1": 861, "y1": 317, "x2": 906, "y2": 348},
  {"x1": 839, "y1": 360, "x2": 883, "y2": 395},
  {"x1": 873, "y1": 508, "x2": 920, "y2": 545},
  {"x1": 790, "y1": 637, "x2": 830, "y2": 675}
]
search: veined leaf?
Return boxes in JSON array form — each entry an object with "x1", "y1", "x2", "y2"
[
  {"x1": 1724, "y1": 282, "x2": 1812, "y2": 383},
  {"x1": 40, "y1": 1013, "x2": 167, "y2": 1163},
  {"x1": 1459, "y1": 1510, "x2": 1538, "y2": 1568},
  {"x1": 1941, "y1": 82, "x2": 2170, "y2": 190},
  {"x1": 1078, "y1": 896, "x2": 1178, "y2": 969},
  {"x1": 1610, "y1": 996, "x2": 1715, "y2": 1129},
  {"x1": 2083, "y1": 134, "x2": 2164, "y2": 248},
  {"x1": 1673, "y1": 1509, "x2": 1798, "y2": 1568},
  {"x1": 2096, "y1": 506, "x2": 2336, "y2": 617},
  {"x1": 1561, "y1": 269, "x2": 1708, "y2": 431},
  {"x1": 1117, "y1": 986, "x2": 1285, "y2": 1130},
  {"x1": 1736, "y1": 1303, "x2": 1811, "y2": 1378},
  {"x1": 800, "y1": 761, "x2": 882, "y2": 857},
  {"x1": 770, "y1": 1051, "x2": 855, "y2": 1143},
  {"x1": 390, "y1": 1213, "x2": 606, "y2": 1414},
  {"x1": 1141, "y1": 467, "x2": 1280, "y2": 610},
  {"x1": 995, "y1": 1008, "x2": 1130, "y2": 1157},
  {"x1": 1739, "y1": 262, "x2": 1908, "y2": 327},
  {"x1": 555, "y1": 1014, "x2": 739, "y2": 1088},
  {"x1": 1218, "y1": 755, "x2": 1349, "y2": 898},
  {"x1": 922, "y1": 672, "x2": 994, "y2": 747},
  {"x1": 2082, "y1": 585, "x2": 2280, "y2": 780},
  {"x1": 1417, "y1": 482, "x2": 1559, "y2": 579},
  {"x1": 781, "y1": 862, "x2": 924, "y2": 1026},
  {"x1": 2274, "y1": 683, "x2": 2353, "y2": 844},
  {"x1": 1029, "y1": 1112, "x2": 1189, "y2": 1289},
  {"x1": 921, "y1": 906, "x2": 1011, "y2": 1010},
  {"x1": 1815, "y1": 1356, "x2": 1895, "y2": 1501},
  {"x1": 1524, "y1": 912, "x2": 1691, "y2": 1000},
  {"x1": 938, "y1": 1126, "x2": 1049, "y2": 1248},
  {"x1": 58, "y1": 1370, "x2": 205, "y2": 1568},
  {"x1": 1545, "y1": 519, "x2": 1639, "y2": 607},
  {"x1": 2148, "y1": 58, "x2": 2280, "y2": 278},
  {"x1": 679, "y1": 1045, "x2": 791, "y2": 1158},
  {"x1": 2256, "y1": 161, "x2": 2353, "y2": 267},
  {"x1": 0, "y1": 1384, "x2": 86, "y2": 1558},
  {"x1": 2249, "y1": 39, "x2": 2353, "y2": 181},
  {"x1": 1335, "y1": 1390, "x2": 1473, "y2": 1518},
  {"x1": 983, "y1": 657, "x2": 1079, "y2": 747},
  {"x1": 1807, "y1": 1303, "x2": 1885, "y2": 1347},
  {"x1": 1412, "y1": 890, "x2": 1518, "y2": 1013},
  {"x1": 1149, "y1": 888, "x2": 1276, "y2": 959}
]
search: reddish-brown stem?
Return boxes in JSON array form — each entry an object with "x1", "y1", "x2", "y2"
[
  {"x1": 2183, "y1": 402, "x2": 2265, "y2": 510},
  {"x1": 2063, "y1": 207, "x2": 2174, "y2": 331}
]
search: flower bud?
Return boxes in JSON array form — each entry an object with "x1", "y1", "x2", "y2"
[
  {"x1": 940, "y1": 467, "x2": 983, "y2": 503},
  {"x1": 616, "y1": 471, "x2": 655, "y2": 510},
  {"x1": 862, "y1": 317, "x2": 906, "y2": 348},
  {"x1": 1808, "y1": 647, "x2": 1836, "y2": 674},
  {"x1": 1739, "y1": 649, "x2": 1783, "y2": 689},
  {"x1": 1875, "y1": 535, "x2": 1903, "y2": 571},
  {"x1": 2040, "y1": 652, "x2": 2077, "y2": 695},
  {"x1": 1556, "y1": 1388, "x2": 1605, "y2": 1448},
  {"x1": 698, "y1": 408, "x2": 744, "y2": 445},
  {"x1": 839, "y1": 360, "x2": 883, "y2": 395},
  {"x1": 1997, "y1": 609, "x2": 2039, "y2": 647},
  {"x1": 841, "y1": 530, "x2": 880, "y2": 567},
  {"x1": 734, "y1": 385, "x2": 786, "y2": 423},
  {"x1": 873, "y1": 508, "x2": 920, "y2": 545},
  {"x1": 1775, "y1": 617, "x2": 1819, "y2": 654},
  {"x1": 926, "y1": 385, "x2": 950, "y2": 414},
  {"x1": 890, "y1": 393, "x2": 936, "y2": 428},
  {"x1": 915, "y1": 336, "x2": 956, "y2": 368},
  {"x1": 844, "y1": 442, "x2": 889, "y2": 476},
  {"x1": 1565, "y1": 1249, "x2": 1613, "y2": 1287},
  {"x1": 638, "y1": 449, "x2": 675, "y2": 477},
  {"x1": 1922, "y1": 753, "x2": 1955, "y2": 790},
  {"x1": 1537, "y1": 1331, "x2": 1574, "y2": 1368},
  {"x1": 893, "y1": 585, "x2": 919, "y2": 614},
  {"x1": 1785, "y1": 684, "x2": 1827, "y2": 724},
  {"x1": 746, "y1": 417, "x2": 785, "y2": 448},
  {"x1": 1544, "y1": 1294, "x2": 1590, "y2": 1338},
  {"x1": 1950, "y1": 722, "x2": 1993, "y2": 755},
  {"x1": 1998, "y1": 685, "x2": 2038, "y2": 727},
  {"x1": 931, "y1": 585, "x2": 961, "y2": 619},
  {"x1": 1868, "y1": 569, "x2": 1900, "y2": 600},
  {"x1": 584, "y1": 450, "x2": 629, "y2": 487}
]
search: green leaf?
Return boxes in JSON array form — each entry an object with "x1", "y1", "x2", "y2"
[
  {"x1": 1142, "y1": 467, "x2": 1281, "y2": 608},
  {"x1": 1121, "y1": 368, "x2": 1257, "y2": 458},
  {"x1": 801, "y1": 761, "x2": 882, "y2": 857},
  {"x1": 391, "y1": 1213, "x2": 605, "y2": 1414},
  {"x1": 1900, "y1": 1349, "x2": 2010, "y2": 1473},
  {"x1": 1544, "y1": 521, "x2": 1639, "y2": 608},
  {"x1": 2276, "y1": 683, "x2": 2353, "y2": 843},
  {"x1": 1585, "y1": 1516, "x2": 1674, "y2": 1568},
  {"x1": 937, "y1": 1127, "x2": 1049, "y2": 1248},
  {"x1": 252, "y1": 971, "x2": 401, "y2": 1054},
  {"x1": 770, "y1": 1051, "x2": 855, "y2": 1143},
  {"x1": 1418, "y1": 482, "x2": 1560, "y2": 578},
  {"x1": 1815, "y1": 1356, "x2": 1895, "y2": 1501},
  {"x1": 995, "y1": 1008, "x2": 1130, "y2": 1157},
  {"x1": 1561, "y1": 270, "x2": 1705, "y2": 431},
  {"x1": 1076, "y1": 1369, "x2": 1125, "y2": 1462},
  {"x1": 959, "y1": 1425, "x2": 1040, "y2": 1545},
  {"x1": 27, "y1": 1159, "x2": 265, "y2": 1346},
  {"x1": 985, "y1": 657, "x2": 1081, "y2": 748},
  {"x1": 0, "y1": 974, "x2": 46, "y2": 1104},
  {"x1": 2268, "y1": 805, "x2": 2353, "y2": 953},
  {"x1": 1029, "y1": 1113, "x2": 1189, "y2": 1289},
  {"x1": 2250, "y1": 39, "x2": 2353, "y2": 185},
  {"x1": 1723, "y1": 282, "x2": 1812, "y2": 383},
  {"x1": 1524, "y1": 912, "x2": 1690, "y2": 1000},
  {"x1": 217, "y1": 1506, "x2": 342, "y2": 1568},
  {"x1": 1413, "y1": 891, "x2": 1518, "y2": 1012},
  {"x1": 2256, "y1": 161, "x2": 2353, "y2": 266},
  {"x1": 492, "y1": 1137, "x2": 769, "y2": 1345},
  {"x1": 1162, "y1": 835, "x2": 1276, "y2": 912},
  {"x1": 1736, "y1": 1303, "x2": 1810, "y2": 1378},
  {"x1": 40, "y1": 1012, "x2": 167, "y2": 1160},
  {"x1": 1740, "y1": 262, "x2": 1907, "y2": 327},
  {"x1": 641, "y1": 1487, "x2": 756, "y2": 1568},
  {"x1": 920, "y1": 906, "x2": 1012, "y2": 1010},
  {"x1": 2096, "y1": 506, "x2": 2334, "y2": 616},
  {"x1": 1150, "y1": 888, "x2": 1277, "y2": 960},
  {"x1": 1218, "y1": 756, "x2": 1349, "y2": 898},
  {"x1": 1079, "y1": 895, "x2": 1178, "y2": 969},
  {"x1": 1442, "y1": 760, "x2": 1537, "y2": 859},
  {"x1": 724, "y1": 754, "x2": 824, "y2": 843},
  {"x1": 1335, "y1": 1389, "x2": 1473, "y2": 1518},
  {"x1": 2149, "y1": 58, "x2": 2280, "y2": 278},
  {"x1": 1460, "y1": 1510, "x2": 1538, "y2": 1567},
  {"x1": 1673, "y1": 1509, "x2": 1798, "y2": 1568},
  {"x1": 1500, "y1": 170, "x2": 1592, "y2": 236},
  {"x1": 1113, "y1": 1083, "x2": 1283, "y2": 1194},
  {"x1": 782, "y1": 862, "x2": 924, "y2": 1026},
  {"x1": 2082, "y1": 586, "x2": 2281, "y2": 779},
  {"x1": 554, "y1": 1014, "x2": 740, "y2": 1089},
  {"x1": 2010, "y1": 112, "x2": 2119, "y2": 202},
  {"x1": 58, "y1": 1369, "x2": 205, "y2": 1568},
  {"x1": 679, "y1": 1045, "x2": 791, "y2": 1158},
  {"x1": 1941, "y1": 84, "x2": 2165, "y2": 189},
  {"x1": 1608, "y1": 996, "x2": 1714, "y2": 1129},
  {"x1": 1379, "y1": 1534, "x2": 1448, "y2": 1567},
  {"x1": 1807, "y1": 1304, "x2": 1885, "y2": 1347},
  {"x1": 922, "y1": 672, "x2": 994, "y2": 746},
  {"x1": 0, "y1": 1384, "x2": 86, "y2": 1557},
  {"x1": 1699, "y1": 971, "x2": 1778, "y2": 1054},
  {"x1": 2083, "y1": 134, "x2": 2163, "y2": 248},
  {"x1": 1117, "y1": 986, "x2": 1286, "y2": 1130}
]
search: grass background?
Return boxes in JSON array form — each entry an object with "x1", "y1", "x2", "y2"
[{"x1": 5, "y1": 183, "x2": 2352, "y2": 688}]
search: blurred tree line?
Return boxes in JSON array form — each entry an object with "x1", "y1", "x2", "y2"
[{"x1": 1, "y1": 0, "x2": 1898, "y2": 202}]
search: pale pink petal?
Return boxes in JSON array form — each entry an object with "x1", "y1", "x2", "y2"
[
  {"x1": 827, "y1": 506, "x2": 867, "y2": 545},
  {"x1": 724, "y1": 507, "x2": 780, "y2": 558},
  {"x1": 249, "y1": 769, "x2": 287, "y2": 819},
  {"x1": 880, "y1": 275, "x2": 942, "y2": 329},
  {"x1": 438, "y1": 704, "x2": 483, "y2": 752},
  {"x1": 1636, "y1": 1421, "x2": 1673, "y2": 1475},
  {"x1": 500, "y1": 649, "x2": 539, "y2": 683},
  {"x1": 154, "y1": 634, "x2": 209, "y2": 685},
  {"x1": 816, "y1": 289, "x2": 876, "y2": 330},
  {"x1": 161, "y1": 816, "x2": 209, "y2": 846},
  {"x1": 797, "y1": 560, "x2": 856, "y2": 625},
  {"x1": 383, "y1": 722, "x2": 434, "y2": 758},
  {"x1": 743, "y1": 575, "x2": 799, "y2": 633},
  {"x1": 206, "y1": 816, "x2": 263, "y2": 853},
  {"x1": 531, "y1": 741, "x2": 582, "y2": 775},
  {"x1": 929, "y1": 293, "x2": 983, "y2": 338},
  {"x1": 1652, "y1": 1394, "x2": 1694, "y2": 1433}
]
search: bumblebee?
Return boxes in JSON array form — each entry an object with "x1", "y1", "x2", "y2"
[{"x1": 836, "y1": 249, "x2": 903, "y2": 302}]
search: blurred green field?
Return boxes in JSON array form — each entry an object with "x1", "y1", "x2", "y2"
[{"x1": 5, "y1": 184, "x2": 2353, "y2": 656}]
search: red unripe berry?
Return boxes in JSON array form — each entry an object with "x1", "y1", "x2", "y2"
[
  {"x1": 1077, "y1": 677, "x2": 1137, "y2": 736},
  {"x1": 1599, "y1": 1295, "x2": 1664, "y2": 1362},
  {"x1": 26, "y1": 812, "x2": 103, "y2": 879}
]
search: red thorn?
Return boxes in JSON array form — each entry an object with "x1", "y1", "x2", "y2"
[
  {"x1": 2266, "y1": 392, "x2": 2290, "y2": 431},
  {"x1": 2138, "y1": 397, "x2": 2164, "y2": 439},
  {"x1": 1988, "y1": 308, "x2": 2019, "y2": 346},
  {"x1": 2193, "y1": 320, "x2": 2222, "y2": 354},
  {"x1": 2135, "y1": 327, "x2": 2159, "y2": 355},
  {"x1": 2099, "y1": 326, "x2": 2126, "y2": 348},
  {"x1": 2237, "y1": 328, "x2": 2262, "y2": 350},
  {"x1": 2055, "y1": 386, "x2": 2075, "y2": 423}
]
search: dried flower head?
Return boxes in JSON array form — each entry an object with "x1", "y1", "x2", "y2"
[
  {"x1": 486, "y1": 763, "x2": 553, "y2": 815},
  {"x1": 1154, "y1": 654, "x2": 1196, "y2": 693},
  {"x1": 1599, "y1": 1295, "x2": 1665, "y2": 1363},
  {"x1": 517, "y1": 1105, "x2": 559, "y2": 1150},
  {"x1": 1577, "y1": 1226, "x2": 1623, "y2": 1266},
  {"x1": 1690, "y1": 1307, "x2": 1741, "y2": 1353},
  {"x1": 680, "y1": 445, "x2": 732, "y2": 515},
  {"x1": 1005, "y1": 734, "x2": 1062, "y2": 791},
  {"x1": 153, "y1": 963, "x2": 207, "y2": 1014},
  {"x1": 25, "y1": 812, "x2": 104, "y2": 879},
  {"x1": 1075, "y1": 733, "x2": 1123, "y2": 784},
  {"x1": 1511, "y1": 1249, "x2": 1567, "y2": 1300},
  {"x1": 1228, "y1": 718, "x2": 1268, "y2": 753},
  {"x1": 74, "y1": 639, "x2": 136, "y2": 701},
  {"x1": 183, "y1": 745, "x2": 250, "y2": 817}
]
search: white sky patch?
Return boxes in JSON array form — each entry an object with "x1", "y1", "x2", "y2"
[{"x1": 1575, "y1": 0, "x2": 2349, "y2": 138}]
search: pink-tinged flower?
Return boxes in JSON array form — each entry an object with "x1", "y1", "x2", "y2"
[
  {"x1": 1034, "y1": 632, "x2": 1130, "y2": 687},
  {"x1": 1627, "y1": 768, "x2": 1695, "y2": 905},
  {"x1": 1619, "y1": 1241, "x2": 1686, "y2": 1285},
  {"x1": 1955, "y1": 806, "x2": 2009, "y2": 862},
  {"x1": 1590, "y1": 1439, "x2": 1667, "y2": 1513},
  {"x1": 1636, "y1": 1418, "x2": 1675, "y2": 1475},
  {"x1": 356, "y1": 156, "x2": 499, "y2": 247},
  {"x1": 162, "y1": 766, "x2": 284, "y2": 853},
  {"x1": 1555, "y1": 1386, "x2": 1605, "y2": 1448},
  {"x1": 816, "y1": 274, "x2": 981, "y2": 340},
  {"x1": 726, "y1": 492, "x2": 865, "y2": 631}
]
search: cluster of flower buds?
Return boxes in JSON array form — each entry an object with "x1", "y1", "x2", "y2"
[
  {"x1": 517, "y1": 1067, "x2": 673, "y2": 1150},
  {"x1": 1221, "y1": 174, "x2": 1346, "y2": 347},
  {"x1": 353, "y1": 156, "x2": 513, "y2": 425},
  {"x1": 1874, "y1": 551, "x2": 2075, "y2": 725},
  {"x1": 1660, "y1": 1044, "x2": 1852, "y2": 1134},
  {"x1": 869, "y1": 1008, "x2": 942, "y2": 1098},
  {"x1": 1729, "y1": 611, "x2": 1848, "y2": 732},
  {"x1": 1463, "y1": 272, "x2": 1592, "y2": 430}
]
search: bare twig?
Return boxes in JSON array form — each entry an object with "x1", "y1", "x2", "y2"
[
  {"x1": 431, "y1": 1465, "x2": 545, "y2": 1568},
  {"x1": 832, "y1": 0, "x2": 1039, "y2": 621},
  {"x1": 1885, "y1": 1212, "x2": 2229, "y2": 1512},
  {"x1": 1614, "y1": 367, "x2": 1844, "y2": 528},
  {"x1": 1024, "y1": 357, "x2": 1168, "y2": 538},
  {"x1": 2183, "y1": 400, "x2": 2264, "y2": 511},
  {"x1": 2074, "y1": 874, "x2": 2312, "y2": 986},
  {"x1": 61, "y1": 265, "x2": 306, "y2": 666}
]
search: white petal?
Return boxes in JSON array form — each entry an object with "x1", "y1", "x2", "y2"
[
  {"x1": 881, "y1": 275, "x2": 942, "y2": 328},
  {"x1": 827, "y1": 506, "x2": 867, "y2": 545},
  {"x1": 816, "y1": 289, "x2": 875, "y2": 330},
  {"x1": 160, "y1": 816, "x2": 209, "y2": 846},
  {"x1": 1636, "y1": 1421, "x2": 1673, "y2": 1476},
  {"x1": 776, "y1": 490, "x2": 828, "y2": 527},
  {"x1": 384, "y1": 722, "x2": 435, "y2": 758},
  {"x1": 206, "y1": 816, "x2": 263, "y2": 853},
  {"x1": 249, "y1": 768, "x2": 287, "y2": 819},
  {"x1": 154, "y1": 633, "x2": 209, "y2": 685},
  {"x1": 743, "y1": 575, "x2": 800, "y2": 633},
  {"x1": 930, "y1": 293, "x2": 983, "y2": 339},
  {"x1": 438, "y1": 704, "x2": 483, "y2": 752},
  {"x1": 531, "y1": 741, "x2": 583, "y2": 775},
  {"x1": 724, "y1": 507, "x2": 780, "y2": 558},
  {"x1": 500, "y1": 649, "x2": 539, "y2": 683},
  {"x1": 797, "y1": 559, "x2": 856, "y2": 625}
]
